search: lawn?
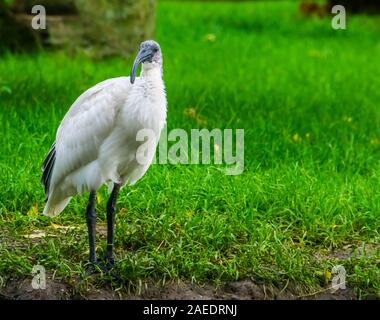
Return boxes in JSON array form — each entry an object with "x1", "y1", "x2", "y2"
[{"x1": 0, "y1": 1, "x2": 379, "y2": 299}]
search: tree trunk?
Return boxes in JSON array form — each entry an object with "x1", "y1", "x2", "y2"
[{"x1": 1, "y1": 0, "x2": 156, "y2": 57}]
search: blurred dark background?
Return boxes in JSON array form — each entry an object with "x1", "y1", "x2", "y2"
[{"x1": 0, "y1": 0, "x2": 156, "y2": 57}]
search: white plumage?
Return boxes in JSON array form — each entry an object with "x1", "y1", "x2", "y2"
[{"x1": 42, "y1": 41, "x2": 167, "y2": 218}]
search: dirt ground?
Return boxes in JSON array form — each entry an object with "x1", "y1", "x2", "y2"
[{"x1": 0, "y1": 275, "x2": 356, "y2": 300}]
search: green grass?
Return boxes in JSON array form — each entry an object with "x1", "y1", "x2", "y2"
[{"x1": 0, "y1": 1, "x2": 379, "y2": 298}]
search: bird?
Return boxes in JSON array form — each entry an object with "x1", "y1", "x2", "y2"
[{"x1": 41, "y1": 40, "x2": 167, "y2": 268}]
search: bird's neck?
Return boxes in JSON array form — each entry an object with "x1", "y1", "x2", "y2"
[{"x1": 141, "y1": 66, "x2": 163, "y2": 84}]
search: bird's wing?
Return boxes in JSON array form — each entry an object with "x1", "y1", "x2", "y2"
[{"x1": 49, "y1": 76, "x2": 132, "y2": 191}]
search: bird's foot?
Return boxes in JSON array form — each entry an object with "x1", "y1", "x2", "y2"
[
  {"x1": 85, "y1": 260, "x2": 110, "y2": 275},
  {"x1": 85, "y1": 258, "x2": 123, "y2": 285},
  {"x1": 105, "y1": 256, "x2": 115, "y2": 269}
]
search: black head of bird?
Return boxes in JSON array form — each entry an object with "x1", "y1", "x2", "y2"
[{"x1": 130, "y1": 40, "x2": 163, "y2": 84}]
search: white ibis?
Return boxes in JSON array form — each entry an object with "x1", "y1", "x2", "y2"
[{"x1": 41, "y1": 40, "x2": 167, "y2": 268}]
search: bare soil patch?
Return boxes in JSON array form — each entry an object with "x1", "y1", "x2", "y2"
[{"x1": 0, "y1": 275, "x2": 356, "y2": 300}]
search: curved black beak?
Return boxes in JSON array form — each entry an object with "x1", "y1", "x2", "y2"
[{"x1": 130, "y1": 47, "x2": 155, "y2": 84}]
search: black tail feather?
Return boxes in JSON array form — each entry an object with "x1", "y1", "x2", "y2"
[{"x1": 41, "y1": 142, "x2": 56, "y2": 200}]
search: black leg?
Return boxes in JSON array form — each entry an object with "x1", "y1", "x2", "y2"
[
  {"x1": 106, "y1": 183, "x2": 121, "y2": 266},
  {"x1": 86, "y1": 191, "x2": 97, "y2": 263}
]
